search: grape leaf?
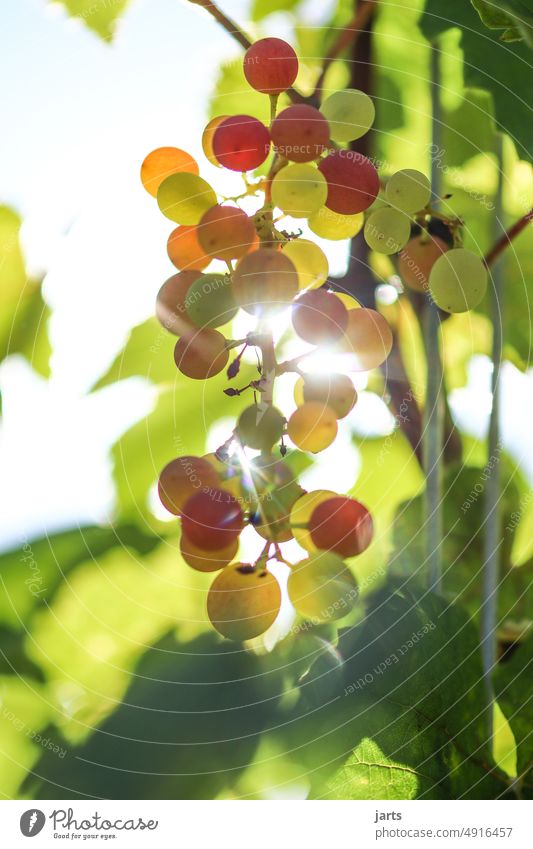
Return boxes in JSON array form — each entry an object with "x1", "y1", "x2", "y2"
[
  {"x1": 510, "y1": 494, "x2": 533, "y2": 566},
  {"x1": 49, "y1": 0, "x2": 130, "y2": 41},
  {"x1": 471, "y1": 0, "x2": 533, "y2": 47},
  {"x1": 93, "y1": 318, "x2": 177, "y2": 389},
  {"x1": 495, "y1": 634, "x2": 533, "y2": 793},
  {"x1": 251, "y1": 0, "x2": 303, "y2": 21}
]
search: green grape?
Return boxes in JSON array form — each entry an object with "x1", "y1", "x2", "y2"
[
  {"x1": 308, "y1": 208, "x2": 364, "y2": 240},
  {"x1": 385, "y1": 169, "x2": 431, "y2": 214},
  {"x1": 236, "y1": 404, "x2": 285, "y2": 452},
  {"x1": 287, "y1": 402, "x2": 338, "y2": 453},
  {"x1": 428, "y1": 247, "x2": 488, "y2": 313},
  {"x1": 185, "y1": 273, "x2": 238, "y2": 329},
  {"x1": 282, "y1": 239, "x2": 329, "y2": 289},
  {"x1": 207, "y1": 563, "x2": 282, "y2": 641},
  {"x1": 271, "y1": 163, "x2": 328, "y2": 219},
  {"x1": 364, "y1": 207, "x2": 411, "y2": 255},
  {"x1": 289, "y1": 489, "x2": 338, "y2": 552},
  {"x1": 287, "y1": 551, "x2": 358, "y2": 622},
  {"x1": 320, "y1": 89, "x2": 375, "y2": 143},
  {"x1": 157, "y1": 173, "x2": 217, "y2": 225}
]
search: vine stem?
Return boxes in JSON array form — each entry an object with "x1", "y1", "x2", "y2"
[
  {"x1": 483, "y1": 208, "x2": 533, "y2": 267},
  {"x1": 312, "y1": 0, "x2": 377, "y2": 99}
]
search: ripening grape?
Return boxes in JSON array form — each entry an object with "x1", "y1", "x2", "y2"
[
  {"x1": 140, "y1": 147, "x2": 199, "y2": 197},
  {"x1": 289, "y1": 489, "x2": 338, "y2": 552},
  {"x1": 185, "y1": 273, "x2": 238, "y2": 329},
  {"x1": 180, "y1": 534, "x2": 238, "y2": 573},
  {"x1": 203, "y1": 453, "x2": 242, "y2": 499},
  {"x1": 167, "y1": 225, "x2": 211, "y2": 272},
  {"x1": 251, "y1": 480, "x2": 304, "y2": 543},
  {"x1": 287, "y1": 551, "x2": 358, "y2": 622},
  {"x1": 271, "y1": 104, "x2": 330, "y2": 162},
  {"x1": 158, "y1": 455, "x2": 220, "y2": 515},
  {"x1": 335, "y1": 292, "x2": 361, "y2": 310},
  {"x1": 292, "y1": 290, "x2": 348, "y2": 345},
  {"x1": 156, "y1": 271, "x2": 199, "y2": 335},
  {"x1": 237, "y1": 404, "x2": 285, "y2": 452},
  {"x1": 174, "y1": 328, "x2": 229, "y2": 379},
  {"x1": 207, "y1": 563, "x2": 282, "y2": 641},
  {"x1": 181, "y1": 488, "x2": 244, "y2": 550},
  {"x1": 320, "y1": 89, "x2": 375, "y2": 143},
  {"x1": 336, "y1": 307, "x2": 393, "y2": 371},
  {"x1": 281, "y1": 239, "x2": 329, "y2": 290},
  {"x1": 271, "y1": 163, "x2": 328, "y2": 219},
  {"x1": 386, "y1": 169, "x2": 431, "y2": 214},
  {"x1": 295, "y1": 373, "x2": 357, "y2": 419},
  {"x1": 319, "y1": 151, "x2": 379, "y2": 214},
  {"x1": 212, "y1": 115, "x2": 271, "y2": 171},
  {"x1": 243, "y1": 38, "x2": 298, "y2": 95},
  {"x1": 202, "y1": 116, "x2": 228, "y2": 166},
  {"x1": 364, "y1": 207, "x2": 411, "y2": 255},
  {"x1": 309, "y1": 496, "x2": 373, "y2": 557},
  {"x1": 287, "y1": 402, "x2": 338, "y2": 453},
  {"x1": 428, "y1": 247, "x2": 488, "y2": 313},
  {"x1": 232, "y1": 248, "x2": 298, "y2": 315},
  {"x1": 198, "y1": 205, "x2": 256, "y2": 262},
  {"x1": 308, "y1": 208, "x2": 364, "y2": 240},
  {"x1": 398, "y1": 234, "x2": 448, "y2": 292},
  {"x1": 157, "y1": 173, "x2": 217, "y2": 225}
]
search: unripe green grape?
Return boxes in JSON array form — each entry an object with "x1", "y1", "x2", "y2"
[
  {"x1": 287, "y1": 551, "x2": 358, "y2": 622},
  {"x1": 364, "y1": 207, "x2": 411, "y2": 255},
  {"x1": 271, "y1": 163, "x2": 328, "y2": 219},
  {"x1": 282, "y1": 239, "x2": 329, "y2": 289},
  {"x1": 308, "y1": 208, "x2": 364, "y2": 240},
  {"x1": 320, "y1": 89, "x2": 375, "y2": 143},
  {"x1": 185, "y1": 274, "x2": 238, "y2": 329},
  {"x1": 386, "y1": 169, "x2": 431, "y2": 214},
  {"x1": 207, "y1": 563, "x2": 282, "y2": 641},
  {"x1": 236, "y1": 404, "x2": 285, "y2": 452},
  {"x1": 157, "y1": 173, "x2": 217, "y2": 225},
  {"x1": 428, "y1": 247, "x2": 488, "y2": 313}
]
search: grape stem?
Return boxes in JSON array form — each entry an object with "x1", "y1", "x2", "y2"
[
  {"x1": 311, "y1": 0, "x2": 377, "y2": 100},
  {"x1": 483, "y1": 208, "x2": 533, "y2": 268}
]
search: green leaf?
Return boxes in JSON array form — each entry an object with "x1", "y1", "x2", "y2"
[
  {"x1": 441, "y1": 311, "x2": 492, "y2": 390},
  {"x1": 251, "y1": 0, "x2": 303, "y2": 21},
  {"x1": 495, "y1": 634, "x2": 533, "y2": 791},
  {"x1": 209, "y1": 59, "x2": 272, "y2": 125},
  {"x1": 50, "y1": 0, "x2": 130, "y2": 41},
  {"x1": 510, "y1": 494, "x2": 533, "y2": 566},
  {"x1": 93, "y1": 318, "x2": 177, "y2": 389},
  {"x1": 471, "y1": 1, "x2": 533, "y2": 47}
]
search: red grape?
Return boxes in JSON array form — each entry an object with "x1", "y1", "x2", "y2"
[
  {"x1": 271, "y1": 105, "x2": 330, "y2": 163},
  {"x1": 181, "y1": 489, "x2": 244, "y2": 550},
  {"x1": 243, "y1": 38, "x2": 298, "y2": 95},
  {"x1": 198, "y1": 204, "x2": 257, "y2": 261},
  {"x1": 158, "y1": 455, "x2": 220, "y2": 515},
  {"x1": 318, "y1": 151, "x2": 380, "y2": 214},
  {"x1": 212, "y1": 115, "x2": 271, "y2": 172},
  {"x1": 292, "y1": 290, "x2": 348, "y2": 345},
  {"x1": 309, "y1": 496, "x2": 373, "y2": 557}
]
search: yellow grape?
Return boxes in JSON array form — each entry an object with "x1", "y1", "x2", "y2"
[
  {"x1": 289, "y1": 489, "x2": 338, "y2": 552},
  {"x1": 157, "y1": 173, "x2": 217, "y2": 225},
  {"x1": 287, "y1": 551, "x2": 358, "y2": 622},
  {"x1": 140, "y1": 147, "x2": 198, "y2": 197},
  {"x1": 281, "y1": 239, "x2": 329, "y2": 289},
  {"x1": 180, "y1": 534, "x2": 238, "y2": 573},
  {"x1": 271, "y1": 163, "x2": 328, "y2": 219},
  {"x1": 207, "y1": 563, "x2": 282, "y2": 641},
  {"x1": 232, "y1": 248, "x2": 298, "y2": 315},
  {"x1": 308, "y1": 207, "x2": 364, "y2": 240},
  {"x1": 202, "y1": 116, "x2": 228, "y2": 166},
  {"x1": 287, "y1": 402, "x2": 337, "y2": 453},
  {"x1": 335, "y1": 292, "x2": 361, "y2": 310}
]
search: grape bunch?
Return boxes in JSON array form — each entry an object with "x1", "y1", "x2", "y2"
[{"x1": 141, "y1": 37, "x2": 485, "y2": 642}]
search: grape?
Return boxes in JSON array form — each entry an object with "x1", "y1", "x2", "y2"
[
  {"x1": 207, "y1": 563, "x2": 282, "y2": 641},
  {"x1": 242, "y1": 454, "x2": 296, "y2": 498},
  {"x1": 185, "y1": 273, "x2": 238, "y2": 329},
  {"x1": 174, "y1": 328, "x2": 229, "y2": 379},
  {"x1": 292, "y1": 290, "x2": 348, "y2": 345},
  {"x1": 202, "y1": 116, "x2": 228, "y2": 166},
  {"x1": 308, "y1": 207, "x2": 364, "y2": 240},
  {"x1": 271, "y1": 163, "x2": 328, "y2": 219},
  {"x1": 428, "y1": 247, "x2": 488, "y2": 313},
  {"x1": 295, "y1": 373, "x2": 357, "y2": 419},
  {"x1": 237, "y1": 404, "x2": 285, "y2": 452},
  {"x1": 180, "y1": 534, "x2": 238, "y2": 573},
  {"x1": 287, "y1": 402, "x2": 338, "y2": 453},
  {"x1": 336, "y1": 307, "x2": 393, "y2": 371},
  {"x1": 335, "y1": 292, "x2": 361, "y2": 310},
  {"x1": 271, "y1": 105, "x2": 330, "y2": 162},
  {"x1": 287, "y1": 551, "x2": 358, "y2": 622},
  {"x1": 212, "y1": 115, "x2": 271, "y2": 172},
  {"x1": 320, "y1": 89, "x2": 375, "y2": 143},
  {"x1": 140, "y1": 147, "x2": 198, "y2": 197},
  {"x1": 167, "y1": 225, "x2": 210, "y2": 272},
  {"x1": 157, "y1": 173, "x2": 217, "y2": 225},
  {"x1": 198, "y1": 205, "x2": 256, "y2": 262},
  {"x1": 181, "y1": 488, "x2": 244, "y2": 551},
  {"x1": 309, "y1": 496, "x2": 373, "y2": 557},
  {"x1": 203, "y1": 453, "x2": 242, "y2": 499},
  {"x1": 281, "y1": 239, "x2": 329, "y2": 290},
  {"x1": 398, "y1": 234, "x2": 448, "y2": 292},
  {"x1": 250, "y1": 480, "x2": 304, "y2": 543},
  {"x1": 158, "y1": 455, "x2": 220, "y2": 515},
  {"x1": 243, "y1": 38, "x2": 298, "y2": 95},
  {"x1": 289, "y1": 489, "x2": 338, "y2": 552},
  {"x1": 232, "y1": 248, "x2": 298, "y2": 315},
  {"x1": 386, "y1": 169, "x2": 431, "y2": 214},
  {"x1": 364, "y1": 207, "x2": 411, "y2": 255},
  {"x1": 318, "y1": 151, "x2": 379, "y2": 214},
  {"x1": 155, "y1": 271, "x2": 199, "y2": 335}
]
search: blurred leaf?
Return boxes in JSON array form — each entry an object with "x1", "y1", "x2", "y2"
[
  {"x1": 510, "y1": 494, "x2": 533, "y2": 566},
  {"x1": 93, "y1": 318, "x2": 177, "y2": 389},
  {"x1": 495, "y1": 634, "x2": 533, "y2": 792},
  {"x1": 0, "y1": 627, "x2": 44, "y2": 681},
  {"x1": 209, "y1": 59, "x2": 272, "y2": 124},
  {"x1": 471, "y1": 0, "x2": 533, "y2": 47},
  {"x1": 492, "y1": 701, "x2": 517, "y2": 778},
  {"x1": 23, "y1": 631, "x2": 282, "y2": 799},
  {"x1": 251, "y1": 0, "x2": 303, "y2": 21},
  {"x1": 50, "y1": 0, "x2": 130, "y2": 41},
  {"x1": 442, "y1": 90, "x2": 497, "y2": 166},
  {"x1": 441, "y1": 311, "x2": 492, "y2": 390}
]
